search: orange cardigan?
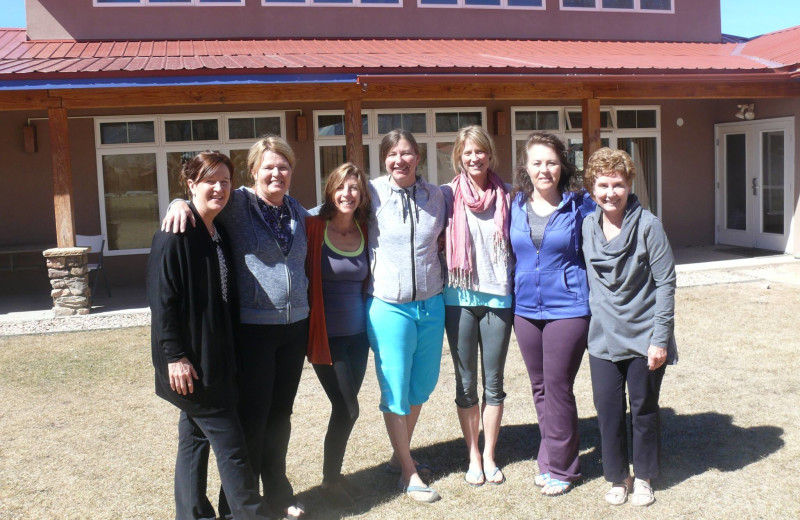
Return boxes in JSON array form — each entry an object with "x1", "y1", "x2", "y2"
[{"x1": 305, "y1": 215, "x2": 369, "y2": 365}]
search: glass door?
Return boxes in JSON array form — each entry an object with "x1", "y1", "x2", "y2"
[{"x1": 716, "y1": 118, "x2": 793, "y2": 252}]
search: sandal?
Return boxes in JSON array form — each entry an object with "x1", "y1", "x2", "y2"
[
  {"x1": 541, "y1": 478, "x2": 572, "y2": 496},
  {"x1": 285, "y1": 503, "x2": 306, "y2": 520},
  {"x1": 402, "y1": 484, "x2": 441, "y2": 503},
  {"x1": 534, "y1": 472, "x2": 551, "y2": 488},
  {"x1": 631, "y1": 478, "x2": 655, "y2": 507},
  {"x1": 604, "y1": 482, "x2": 629, "y2": 506},
  {"x1": 484, "y1": 466, "x2": 506, "y2": 485},
  {"x1": 464, "y1": 467, "x2": 485, "y2": 487}
]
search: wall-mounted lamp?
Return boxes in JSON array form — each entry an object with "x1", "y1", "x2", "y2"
[{"x1": 735, "y1": 104, "x2": 755, "y2": 120}]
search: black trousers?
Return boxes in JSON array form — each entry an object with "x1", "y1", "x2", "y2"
[
  {"x1": 175, "y1": 410, "x2": 271, "y2": 520},
  {"x1": 220, "y1": 319, "x2": 309, "y2": 518},
  {"x1": 312, "y1": 331, "x2": 370, "y2": 481},
  {"x1": 589, "y1": 355, "x2": 666, "y2": 483}
]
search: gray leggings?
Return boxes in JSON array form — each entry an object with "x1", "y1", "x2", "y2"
[{"x1": 445, "y1": 305, "x2": 514, "y2": 408}]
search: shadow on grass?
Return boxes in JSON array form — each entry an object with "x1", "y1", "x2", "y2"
[
  {"x1": 293, "y1": 419, "x2": 601, "y2": 518},
  {"x1": 659, "y1": 407, "x2": 784, "y2": 489},
  {"x1": 295, "y1": 408, "x2": 783, "y2": 518}
]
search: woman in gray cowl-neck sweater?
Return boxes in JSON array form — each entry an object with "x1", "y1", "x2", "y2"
[{"x1": 581, "y1": 148, "x2": 677, "y2": 508}]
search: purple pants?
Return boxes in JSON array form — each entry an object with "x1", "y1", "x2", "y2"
[{"x1": 514, "y1": 315, "x2": 589, "y2": 483}]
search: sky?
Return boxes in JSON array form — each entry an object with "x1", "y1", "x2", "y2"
[{"x1": 0, "y1": 0, "x2": 798, "y2": 38}]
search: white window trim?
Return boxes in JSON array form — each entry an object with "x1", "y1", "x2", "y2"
[
  {"x1": 511, "y1": 104, "x2": 661, "y2": 216},
  {"x1": 564, "y1": 106, "x2": 615, "y2": 131},
  {"x1": 417, "y1": 0, "x2": 545, "y2": 9},
  {"x1": 94, "y1": 111, "x2": 285, "y2": 255},
  {"x1": 511, "y1": 106, "x2": 565, "y2": 134},
  {"x1": 559, "y1": 0, "x2": 673, "y2": 13},
  {"x1": 262, "y1": 0, "x2": 403, "y2": 7},
  {"x1": 223, "y1": 113, "x2": 287, "y2": 144},
  {"x1": 94, "y1": 0, "x2": 245, "y2": 6},
  {"x1": 313, "y1": 107, "x2": 486, "y2": 204}
]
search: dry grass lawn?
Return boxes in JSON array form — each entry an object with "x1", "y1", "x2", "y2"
[{"x1": 1, "y1": 279, "x2": 799, "y2": 519}]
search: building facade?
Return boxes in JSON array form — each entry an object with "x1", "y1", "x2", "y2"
[{"x1": 1, "y1": 0, "x2": 799, "y2": 287}]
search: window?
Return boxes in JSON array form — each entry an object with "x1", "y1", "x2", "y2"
[
  {"x1": 262, "y1": 0, "x2": 401, "y2": 5},
  {"x1": 313, "y1": 107, "x2": 486, "y2": 203},
  {"x1": 513, "y1": 108, "x2": 562, "y2": 132},
  {"x1": 101, "y1": 153, "x2": 159, "y2": 251},
  {"x1": 565, "y1": 107, "x2": 613, "y2": 131},
  {"x1": 227, "y1": 116, "x2": 282, "y2": 141},
  {"x1": 511, "y1": 105, "x2": 661, "y2": 214},
  {"x1": 560, "y1": 0, "x2": 671, "y2": 11},
  {"x1": 99, "y1": 121, "x2": 155, "y2": 145},
  {"x1": 616, "y1": 109, "x2": 658, "y2": 129},
  {"x1": 418, "y1": 0, "x2": 543, "y2": 8},
  {"x1": 164, "y1": 117, "x2": 220, "y2": 142},
  {"x1": 95, "y1": 0, "x2": 244, "y2": 5},
  {"x1": 95, "y1": 111, "x2": 285, "y2": 254}
]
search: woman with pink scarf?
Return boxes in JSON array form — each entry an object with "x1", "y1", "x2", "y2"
[{"x1": 441, "y1": 125, "x2": 513, "y2": 487}]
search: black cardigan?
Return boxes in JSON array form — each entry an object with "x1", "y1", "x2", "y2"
[{"x1": 147, "y1": 204, "x2": 237, "y2": 416}]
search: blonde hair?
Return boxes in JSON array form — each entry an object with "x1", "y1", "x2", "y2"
[
  {"x1": 450, "y1": 125, "x2": 498, "y2": 176},
  {"x1": 318, "y1": 162, "x2": 372, "y2": 227},
  {"x1": 247, "y1": 135, "x2": 296, "y2": 178},
  {"x1": 584, "y1": 147, "x2": 636, "y2": 189}
]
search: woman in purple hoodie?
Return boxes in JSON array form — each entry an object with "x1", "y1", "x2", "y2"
[{"x1": 509, "y1": 132, "x2": 594, "y2": 496}]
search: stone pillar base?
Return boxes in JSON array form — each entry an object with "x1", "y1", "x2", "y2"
[{"x1": 43, "y1": 247, "x2": 91, "y2": 316}]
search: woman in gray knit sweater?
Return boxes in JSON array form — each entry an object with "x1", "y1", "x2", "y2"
[{"x1": 581, "y1": 148, "x2": 677, "y2": 508}]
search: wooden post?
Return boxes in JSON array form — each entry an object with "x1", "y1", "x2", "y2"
[
  {"x1": 582, "y1": 98, "x2": 602, "y2": 170},
  {"x1": 48, "y1": 107, "x2": 76, "y2": 248},
  {"x1": 344, "y1": 98, "x2": 365, "y2": 171}
]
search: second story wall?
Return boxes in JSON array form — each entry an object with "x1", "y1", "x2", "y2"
[{"x1": 25, "y1": 0, "x2": 721, "y2": 42}]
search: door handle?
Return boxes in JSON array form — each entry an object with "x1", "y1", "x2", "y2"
[{"x1": 752, "y1": 177, "x2": 758, "y2": 195}]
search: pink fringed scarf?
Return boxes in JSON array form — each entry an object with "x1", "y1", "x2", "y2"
[{"x1": 446, "y1": 169, "x2": 509, "y2": 290}]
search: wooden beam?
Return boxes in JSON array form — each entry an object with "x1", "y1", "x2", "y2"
[
  {"x1": 0, "y1": 90, "x2": 61, "y2": 111},
  {"x1": 362, "y1": 82, "x2": 592, "y2": 101},
  {"x1": 582, "y1": 98, "x2": 601, "y2": 170},
  {"x1": 589, "y1": 80, "x2": 800, "y2": 99},
  {"x1": 51, "y1": 83, "x2": 366, "y2": 109},
  {"x1": 48, "y1": 107, "x2": 76, "y2": 248},
  {"x1": 10, "y1": 76, "x2": 797, "y2": 113},
  {"x1": 344, "y1": 98, "x2": 365, "y2": 171}
]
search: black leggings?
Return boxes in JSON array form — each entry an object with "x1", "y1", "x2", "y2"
[
  {"x1": 312, "y1": 331, "x2": 370, "y2": 481},
  {"x1": 220, "y1": 319, "x2": 308, "y2": 518}
]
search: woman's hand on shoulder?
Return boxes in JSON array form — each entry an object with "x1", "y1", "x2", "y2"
[
  {"x1": 161, "y1": 200, "x2": 194, "y2": 233},
  {"x1": 168, "y1": 356, "x2": 198, "y2": 395},
  {"x1": 647, "y1": 345, "x2": 667, "y2": 371}
]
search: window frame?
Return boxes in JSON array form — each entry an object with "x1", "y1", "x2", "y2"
[
  {"x1": 313, "y1": 107, "x2": 487, "y2": 204},
  {"x1": 417, "y1": 0, "x2": 545, "y2": 9},
  {"x1": 94, "y1": 111, "x2": 285, "y2": 255},
  {"x1": 261, "y1": 0, "x2": 403, "y2": 7},
  {"x1": 511, "y1": 104, "x2": 661, "y2": 215},
  {"x1": 559, "y1": 0, "x2": 673, "y2": 13},
  {"x1": 94, "y1": 0, "x2": 245, "y2": 6}
]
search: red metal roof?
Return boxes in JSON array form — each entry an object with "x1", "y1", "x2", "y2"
[{"x1": 0, "y1": 27, "x2": 798, "y2": 80}]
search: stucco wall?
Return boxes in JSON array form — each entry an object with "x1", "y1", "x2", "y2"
[{"x1": 26, "y1": 0, "x2": 721, "y2": 42}]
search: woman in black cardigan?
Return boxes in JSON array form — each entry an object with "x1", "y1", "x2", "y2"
[{"x1": 148, "y1": 151, "x2": 271, "y2": 520}]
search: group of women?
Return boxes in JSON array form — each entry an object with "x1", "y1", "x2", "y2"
[{"x1": 148, "y1": 122, "x2": 677, "y2": 518}]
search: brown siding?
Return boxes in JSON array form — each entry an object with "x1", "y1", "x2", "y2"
[{"x1": 27, "y1": 0, "x2": 721, "y2": 42}]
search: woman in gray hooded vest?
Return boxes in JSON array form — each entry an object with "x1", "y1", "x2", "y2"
[{"x1": 366, "y1": 129, "x2": 447, "y2": 504}]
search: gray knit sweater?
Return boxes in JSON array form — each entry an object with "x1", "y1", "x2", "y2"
[
  {"x1": 367, "y1": 175, "x2": 446, "y2": 304},
  {"x1": 215, "y1": 187, "x2": 309, "y2": 325},
  {"x1": 581, "y1": 195, "x2": 678, "y2": 363}
]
